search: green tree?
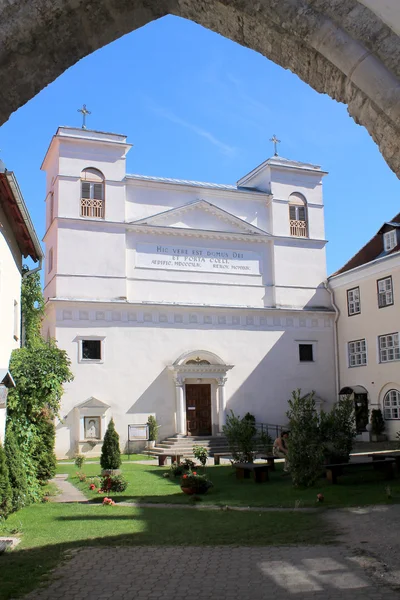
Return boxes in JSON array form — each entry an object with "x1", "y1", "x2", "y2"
[
  {"x1": 286, "y1": 390, "x2": 324, "y2": 487},
  {"x1": 0, "y1": 442, "x2": 12, "y2": 519},
  {"x1": 6, "y1": 269, "x2": 73, "y2": 503},
  {"x1": 4, "y1": 425, "x2": 29, "y2": 511},
  {"x1": 100, "y1": 419, "x2": 121, "y2": 470},
  {"x1": 223, "y1": 411, "x2": 258, "y2": 463},
  {"x1": 320, "y1": 396, "x2": 356, "y2": 463}
]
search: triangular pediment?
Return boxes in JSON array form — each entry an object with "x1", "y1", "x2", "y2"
[
  {"x1": 77, "y1": 396, "x2": 110, "y2": 410},
  {"x1": 130, "y1": 200, "x2": 268, "y2": 236}
]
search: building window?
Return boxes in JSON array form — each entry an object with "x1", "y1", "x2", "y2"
[
  {"x1": 383, "y1": 389, "x2": 400, "y2": 420},
  {"x1": 379, "y1": 333, "x2": 400, "y2": 363},
  {"x1": 299, "y1": 344, "x2": 314, "y2": 362},
  {"x1": 48, "y1": 248, "x2": 53, "y2": 274},
  {"x1": 348, "y1": 339, "x2": 367, "y2": 367},
  {"x1": 289, "y1": 193, "x2": 308, "y2": 238},
  {"x1": 377, "y1": 276, "x2": 393, "y2": 308},
  {"x1": 49, "y1": 192, "x2": 54, "y2": 223},
  {"x1": 383, "y1": 230, "x2": 397, "y2": 252},
  {"x1": 80, "y1": 167, "x2": 105, "y2": 219},
  {"x1": 82, "y1": 340, "x2": 102, "y2": 361},
  {"x1": 347, "y1": 287, "x2": 360, "y2": 316}
]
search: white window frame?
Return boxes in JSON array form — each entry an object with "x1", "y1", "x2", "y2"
[
  {"x1": 347, "y1": 287, "x2": 360, "y2": 316},
  {"x1": 377, "y1": 276, "x2": 394, "y2": 308},
  {"x1": 77, "y1": 336, "x2": 106, "y2": 364},
  {"x1": 296, "y1": 341, "x2": 316, "y2": 363},
  {"x1": 383, "y1": 389, "x2": 400, "y2": 420},
  {"x1": 348, "y1": 339, "x2": 367, "y2": 367},
  {"x1": 383, "y1": 230, "x2": 397, "y2": 252},
  {"x1": 378, "y1": 332, "x2": 400, "y2": 363}
]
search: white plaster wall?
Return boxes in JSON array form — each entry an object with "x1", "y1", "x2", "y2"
[
  {"x1": 0, "y1": 204, "x2": 22, "y2": 367},
  {"x1": 330, "y1": 254, "x2": 400, "y2": 439},
  {"x1": 53, "y1": 306, "x2": 336, "y2": 458}
]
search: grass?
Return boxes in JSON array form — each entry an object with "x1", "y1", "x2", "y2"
[
  {"x1": 61, "y1": 461, "x2": 400, "y2": 508},
  {"x1": 0, "y1": 503, "x2": 333, "y2": 599},
  {"x1": 57, "y1": 453, "x2": 155, "y2": 463}
]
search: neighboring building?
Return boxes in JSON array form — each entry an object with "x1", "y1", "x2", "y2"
[
  {"x1": 329, "y1": 214, "x2": 400, "y2": 440},
  {"x1": 42, "y1": 126, "x2": 336, "y2": 458},
  {"x1": 0, "y1": 161, "x2": 43, "y2": 442}
]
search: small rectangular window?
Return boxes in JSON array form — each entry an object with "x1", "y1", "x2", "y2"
[
  {"x1": 347, "y1": 287, "x2": 360, "y2": 316},
  {"x1": 377, "y1": 276, "x2": 394, "y2": 308},
  {"x1": 383, "y1": 230, "x2": 397, "y2": 252},
  {"x1": 348, "y1": 339, "x2": 367, "y2": 367},
  {"x1": 82, "y1": 340, "x2": 101, "y2": 361},
  {"x1": 299, "y1": 344, "x2": 313, "y2": 362},
  {"x1": 379, "y1": 333, "x2": 400, "y2": 363}
]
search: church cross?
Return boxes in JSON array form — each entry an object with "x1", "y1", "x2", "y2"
[
  {"x1": 270, "y1": 134, "x2": 281, "y2": 156},
  {"x1": 77, "y1": 104, "x2": 91, "y2": 129}
]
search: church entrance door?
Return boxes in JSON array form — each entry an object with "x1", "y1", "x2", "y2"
[{"x1": 185, "y1": 384, "x2": 212, "y2": 436}]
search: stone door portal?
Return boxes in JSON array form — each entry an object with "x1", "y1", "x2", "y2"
[{"x1": 185, "y1": 384, "x2": 212, "y2": 436}]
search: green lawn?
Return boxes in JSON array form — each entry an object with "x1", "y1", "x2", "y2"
[
  {"x1": 60, "y1": 461, "x2": 400, "y2": 508},
  {"x1": 0, "y1": 503, "x2": 332, "y2": 600},
  {"x1": 57, "y1": 453, "x2": 155, "y2": 463}
]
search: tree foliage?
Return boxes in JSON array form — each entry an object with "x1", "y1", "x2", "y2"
[
  {"x1": 286, "y1": 390, "x2": 324, "y2": 487},
  {"x1": 223, "y1": 411, "x2": 258, "y2": 463},
  {"x1": 100, "y1": 419, "x2": 121, "y2": 470},
  {"x1": 0, "y1": 442, "x2": 12, "y2": 519},
  {"x1": 320, "y1": 396, "x2": 356, "y2": 463},
  {"x1": 6, "y1": 268, "x2": 73, "y2": 506},
  {"x1": 5, "y1": 425, "x2": 29, "y2": 511}
]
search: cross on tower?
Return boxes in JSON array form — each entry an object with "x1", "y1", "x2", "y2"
[
  {"x1": 269, "y1": 134, "x2": 281, "y2": 156},
  {"x1": 77, "y1": 104, "x2": 91, "y2": 129}
]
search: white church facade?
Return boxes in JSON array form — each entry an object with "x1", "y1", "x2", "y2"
[{"x1": 42, "y1": 127, "x2": 336, "y2": 458}]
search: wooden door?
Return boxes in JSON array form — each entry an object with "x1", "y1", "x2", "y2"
[{"x1": 185, "y1": 384, "x2": 212, "y2": 436}]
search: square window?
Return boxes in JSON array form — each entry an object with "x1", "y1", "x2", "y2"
[
  {"x1": 379, "y1": 333, "x2": 400, "y2": 363},
  {"x1": 383, "y1": 230, "x2": 397, "y2": 252},
  {"x1": 377, "y1": 276, "x2": 394, "y2": 308},
  {"x1": 82, "y1": 340, "x2": 101, "y2": 360},
  {"x1": 348, "y1": 338, "x2": 367, "y2": 368},
  {"x1": 299, "y1": 344, "x2": 313, "y2": 362}
]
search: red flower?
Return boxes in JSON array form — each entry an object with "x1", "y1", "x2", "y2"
[
  {"x1": 192, "y1": 472, "x2": 197, "y2": 476},
  {"x1": 183, "y1": 474, "x2": 187, "y2": 479}
]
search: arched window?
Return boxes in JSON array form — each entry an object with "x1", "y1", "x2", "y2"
[
  {"x1": 289, "y1": 192, "x2": 308, "y2": 237},
  {"x1": 80, "y1": 168, "x2": 105, "y2": 218},
  {"x1": 383, "y1": 389, "x2": 400, "y2": 420}
]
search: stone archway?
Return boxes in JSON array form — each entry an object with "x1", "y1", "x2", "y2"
[{"x1": 0, "y1": 1, "x2": 399, "y2": 175}]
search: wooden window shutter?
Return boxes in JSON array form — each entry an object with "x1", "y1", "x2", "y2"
[
  {"x1": 81, "y1": 182, "x2": 91, "y2": 199},
  {"x1": 93, "y1": 183, "x2": 104, "y2": 200}
]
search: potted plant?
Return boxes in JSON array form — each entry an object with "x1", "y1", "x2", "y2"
[
  {"x1": 370, "y1": 409, "x2": 387, "y2": 442},
  {"x1": 180, "y1": 471, "x2": 213, "y2": 495},
  {"x1": 147, "y1": 415, "x2": 159, "y2": 449}
]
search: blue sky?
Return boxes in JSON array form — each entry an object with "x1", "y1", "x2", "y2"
[{"x1": 0, "y1": 15, "x2": 398, "y2": 274}]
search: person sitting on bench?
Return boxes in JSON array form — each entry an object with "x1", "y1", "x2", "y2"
[{"x1": 273, "y1": 431, "x2": 290, "y2": 472}]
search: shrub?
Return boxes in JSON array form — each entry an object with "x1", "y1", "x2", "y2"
[
  {"x1": 169, "y1": 459, "x2": 196, "y2": 477},
  {"x1": 223, "y1": 411, "x2": 257, "y2": 462},
  {"x1": 0, "y1": 443, "x2": 12, "y2": 519},
  {"x1": 371, "y1": 409, "x2": 385, "y2": 435},
  {"x1": 147, "y1": 416, "x2": 159, "y2": 442},
  {"x1": 75, "y1": 454, "x2": 85, "y2": 469},
  {"x1": 5, "y1": 426, "x2": 29, "y2": 511},
  {"x1": 32, "y1": 413, "x2": 57, "y2": 482},
  {"x1": 320, "y1": 396, "x2": 356, "y2": 463},
  {"x1": 192, "y1": 445, "x2": 208, "y2": 467},
  {"x1": 100, "y1": 474, "x2": 128, "y2": 493},
  {"x1": 100, "y1": 419, "x2": 121, "y2": 470},
  {"x1": 286, "y1": 390, "x2": 324, "y2": 487},
  {"x1": 76, "y1": 471, "x2": 87, "y2": 482}
]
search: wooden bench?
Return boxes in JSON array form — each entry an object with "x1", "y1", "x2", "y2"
[
  {"x1": 158, "y1": 454, "x2": 181, "y2": 467},
  {"x1": 259, "y1": 455, "x2": 277, "y2": 471},
  {"x1": 234, "y1": 463, "x2": 270, "y2": 483},
  {"x1": 325, "y1": 458, "x2": 396, "y2": 484},
  {"x1": 213, "y1": 453, "x2": 233, "y2": 465},
  {"x1": 369, "y1": 453, "x2": 400, "y2": 470}
]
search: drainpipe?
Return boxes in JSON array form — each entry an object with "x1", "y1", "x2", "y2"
[{"x1": 324, "y1": 281, "x2": 340, "y2": 399}]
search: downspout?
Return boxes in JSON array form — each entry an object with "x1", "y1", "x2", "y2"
[
  {"x1": 324, "y1": 280, "x2": 340, "y2": 398},
  {"x1": 22, "y1": 256, "x2": 43, "y2": 278}
]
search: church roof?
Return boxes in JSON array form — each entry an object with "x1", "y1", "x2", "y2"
[
  {"x1": 126, "y1": 173, "x2": 268, "y2": 195},
  {"x1": 237, "y1": 155, "x2": 327, "y2": 188}
]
